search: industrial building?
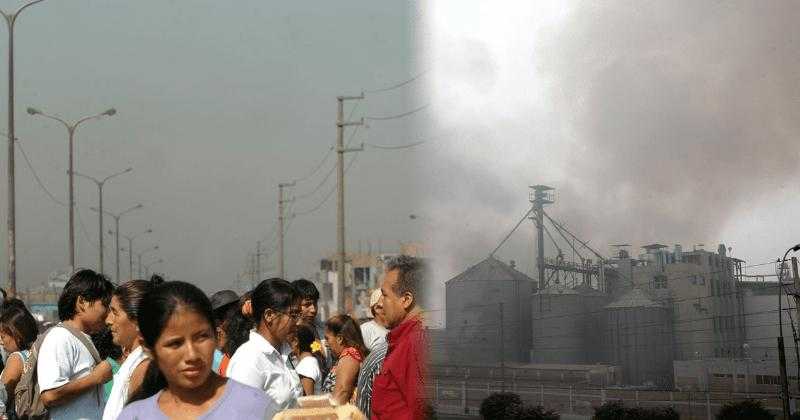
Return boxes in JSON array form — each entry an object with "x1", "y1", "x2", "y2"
[{"x1": 436, "y1": 186, "x2": 790, "y2": 390}]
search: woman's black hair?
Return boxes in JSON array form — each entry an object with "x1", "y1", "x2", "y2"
[
  {"x1": 57, "y1": 269, "x2": 114, "y2": 321},
  {"x1": 0, "y1": 305, "x2": 38, "y2": 351},
  {"x1": 325, "y1": 314, "x2": 369, "y2": 359},
  {"x1": 291, "y1": 279, "x2": 320, "y2": 302},
  {"x1": 251, "y1": 278, "x2": 297, "y2": 325},
  {"x1": 222, "y1": 305, "x2": 252, "y2": 357},
  {"x1": 295, "y1": 322, "x2": 328, "y2": 380},
  {"x1": 113, "y1": 275, "x2": 163, "y2": 322},
  {"x1": 127, "y1": 281, "x2": 216, "y2": 404}
]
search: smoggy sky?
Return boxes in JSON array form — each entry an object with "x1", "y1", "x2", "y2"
[
  {"x1": 0, "y1": 1, "x2": 425, "y2": 292},
  {"x1": 421, "y1": 1, "x2": 800, "y2": 323}
]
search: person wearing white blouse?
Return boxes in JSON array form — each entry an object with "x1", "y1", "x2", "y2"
[{"x1": 227, "y1": 279, "x2": 303, "y2": 418}]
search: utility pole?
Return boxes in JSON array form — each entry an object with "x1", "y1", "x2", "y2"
[
  {"x1": 336, "y1": 94, "x2": 363, "y2": 315},
  {"x1": 278, "y1": 181, "x2": 295, "y2": 279},
  {"x1": 256, "y1": 241, "x2": 262, "y2": 282},
  {"x1": 2, "y1": 0, "x2": 47, "y2": 296},
  {"x1": 499, "y1": 302, "x2": 505, "y2": 392},
  {"x1": 529, "y1": 185, "x2": 554, "y2": 289}
]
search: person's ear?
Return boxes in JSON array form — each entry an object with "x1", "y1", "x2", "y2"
[
  {"x1": 76, "y1": 296, "x2": 87, "y2": 314},
  {"x1": 401, "y1": 292, "x2": 414, "y2": 311},
  {"x1": 264, "y1": 309, "x2": 278, "y2": 326}
]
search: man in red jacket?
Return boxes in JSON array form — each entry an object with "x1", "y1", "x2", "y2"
[{"x1": 370, "y1": 255, "x2": 428, "y2": 420}]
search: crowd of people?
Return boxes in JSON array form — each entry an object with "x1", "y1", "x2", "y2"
[{"x1": 0, "y1": 254, "x2": 427, "y2": 419}]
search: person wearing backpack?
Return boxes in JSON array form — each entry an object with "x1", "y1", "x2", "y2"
[
  {"x1": 34, "y1": 269, "x2": 114, "y2": 420},
  {"x1": 0, "y1": 305, "x2": 38, "y2": 418}
]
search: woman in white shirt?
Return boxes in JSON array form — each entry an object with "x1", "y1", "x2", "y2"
[
  {"x1": 290, "y1": 323, "x2": 327, "y2": 395},
  {"x1": 227, "y1": 279, "x2": 302, "y2": 418},
  {"x1": 102, "y1": 277, "x2": 161, "y2": 420}
]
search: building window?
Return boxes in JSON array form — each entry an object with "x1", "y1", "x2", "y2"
[{"x1": 654, "y1": 274, "x2": 667, "y2": 289}]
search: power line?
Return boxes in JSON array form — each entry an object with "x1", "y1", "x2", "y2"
[
  {"x1": 294, "y1": 119, "x2": 362, "y2": 202},
  {"x1": 362, "y1": 70, "x2": 429, "y2": 94},
  {"x1": 364, "y1": 103, "x2": 429, "y2": 121},
  {"x1": 364, "y1": 139, "x2": 427, "y2": 150},
  {"x1": 17, "y1": 140, "x2": 66, "y2": 207},
  {"x1": 293, "y1": 102, "x2": 361, "y2": 184},
  {"x1": 293, "y1": 153, "x2": 360, "y2": 217}
]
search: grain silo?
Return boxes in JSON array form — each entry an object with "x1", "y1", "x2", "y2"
[
  {"x1": 444, "y1": 256, "x2": 533, "y2": 364},
  {"x1": 531, "y1": 284, "x2": 609, "y2": 364},
  {"x1": 602, "y1": 288, "x2": 674, "y2": 387}
]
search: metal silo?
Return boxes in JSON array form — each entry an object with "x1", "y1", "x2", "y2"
[
  {"x1": 445, "y1": 257, "x2": 533, "y2": 365},
  {"x1": 531, "y1": 284, "x2": 609, "y2": 364},
  {"x1": 602, "y1": 288, "x2": 673, "y2": 387}
]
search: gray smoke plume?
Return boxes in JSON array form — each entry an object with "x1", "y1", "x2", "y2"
[{"x1": 420, "y1": 1, "x2": 800, "y2": 319}]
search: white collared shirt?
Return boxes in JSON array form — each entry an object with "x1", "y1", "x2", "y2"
[{"x1": 227, "y1": 330, "x2": 302, "y2": 418}]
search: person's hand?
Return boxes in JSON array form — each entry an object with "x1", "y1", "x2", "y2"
[{"x1": 91, "y1": 360, "x2": 113, "y2": 385}]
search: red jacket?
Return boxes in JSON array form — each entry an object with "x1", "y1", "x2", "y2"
[{"x1": 370, "y1": 315, "x2": 427, "y2": 420}]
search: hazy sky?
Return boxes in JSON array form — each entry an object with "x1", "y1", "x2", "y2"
[
  {"x1": 421, "y1": 0, "x2": 800, "y2": 322},
  {"x1": 0, "y1": 1, "x2": 425, "y2": 292}
]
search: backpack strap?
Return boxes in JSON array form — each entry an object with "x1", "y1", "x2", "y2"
[
  {"x1": 56, "y1": 323, "x2": 103, "y2": 406},
  {"x1": 57, "y1": 323, "x2": 102, "y2": 364}
]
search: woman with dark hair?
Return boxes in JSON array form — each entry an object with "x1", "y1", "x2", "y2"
[
  {"x1": 227, "y1": 278, "x2": 302, "y2": 418},
  {"x1": 219, "y1": 295, "x2": 254, "y2": 377},
  {"x1": 289, "y1": 322, "x2": 327, "y2": 396},
  {"x1": 0, "y1": 305, "x2": 38, "y2": 417},
  {"x1": 118, "y1": 281, "x2": 270, "y2": 419},
  {"x1": 101, "y1": 276, "x2": 162, "y2": 420},
  {"x1": 321, "y1": 315, "x2": 368, "y2": 404}
]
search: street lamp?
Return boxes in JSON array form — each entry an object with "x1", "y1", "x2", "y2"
[
  {"x1": 1, "y1": 0, "x2": 48, "y2": 297},
  {"x1": 144, "y1": 258, "x2": 163, "y2": 278},
  {"x1": 71, "y1": 168, "x2": 132, "y2": 275},
  {"x1": 777, "y1": 243, "x2": 800, "y2": 419},
  {"x1": 27, "y1": 106, "x2": 117, "y2": 270},
  {"x1": 119, "y1": 229, "x2": 152, "y2": 280},
  {"x1": 135, "y1": 245, "x2": 159, "y2": 278},
  {"x1": 94, "y1": 204, "x2": 142, "y2": 283}
]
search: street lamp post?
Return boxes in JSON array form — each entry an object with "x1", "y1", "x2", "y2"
[
  {"x1": 92, "y1": 204, "x2": 142, "y2": 283},
  {"x1": 778, "y1": 244, "x2": 800, "y2": 420},
  {"x1": 136, "y1": 245, "x2": 159, "y2": 278},
  {"x1": 1, "y1": 0, "x2": 48, "y2": 297},
  {"x1": 144, "y1": 258, "x2": 163, "y2": 278},
  {"x1": 94, "y1": 204, "x2": 142, "y2": 283},
  {"x1": 120, "y1": 229, "x2": 152, "y2": 280},
  {"x1": 72, "y1": 168, "x2": 132, "y2": 275},
  {"x1": 27, "y1": 106, "x2": 116, "y2": 270}
]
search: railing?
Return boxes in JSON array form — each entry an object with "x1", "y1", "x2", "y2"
[{"x1": 428, "y1": 379, "x2": 792, "y2": 419}]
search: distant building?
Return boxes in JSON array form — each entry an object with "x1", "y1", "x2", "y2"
[
  {"x1": 611, "y1": 244, "x2": 747, "y2": 360},
  {"x1": 674, "y1": 358, "x2": 799, "y2": 394},
  {"x1": 316, "y1": 242, "x2": 429, "y2": 320}
]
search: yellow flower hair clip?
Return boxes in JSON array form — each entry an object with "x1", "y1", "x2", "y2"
[{"x1": 310, "y1": 340, "x2": 322, "y2": 353}]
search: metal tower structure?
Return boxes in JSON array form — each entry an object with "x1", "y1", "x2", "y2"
[{"x1": 529, "y1": 185, "x2": 554, "y2": 289}]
